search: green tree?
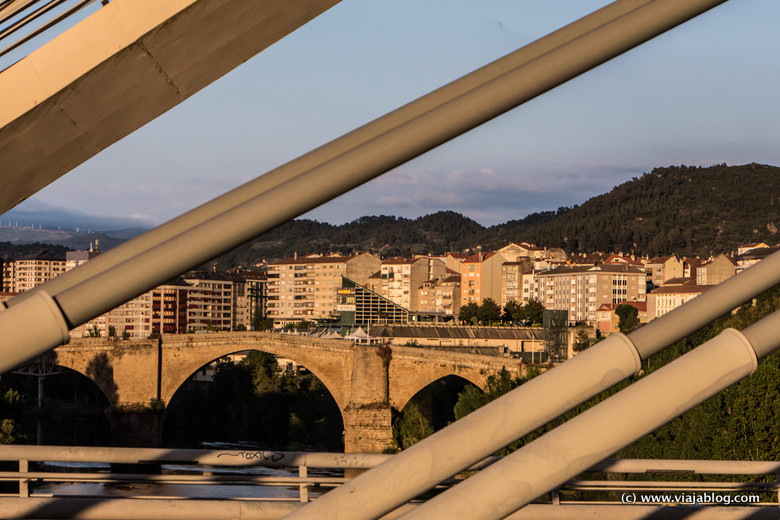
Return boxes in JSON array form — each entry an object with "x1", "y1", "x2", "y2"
[
  {"x1": 618, "y1": 284, "x2": 780, "y2": 462},
  {"x1": 395, "y1": 403, "x2": 434, "y2": 449},
  {"x1": 502, "y1": 300, "x2": 523, "y2": 323},
  {"x1": 477, "y1": 298, "x2": 501, "y2": 325},
  {"x1": 572, "y1": 326, "x2": 592, "y2": 353},
  {"x1": 522, "y1": 298, "x2": 545, "y2": 324},
  {"x1": 458, "y1": 302, "x2": 479, "y2": 324},
  {"x1": 454, "y1": 368, "x2": 520, "y2": 420},
  {"x1": 242, "y1": 351, "x2": 283, "y2": 394},
  {"x1": 615, "y1": 304, "x2": 639, "y2": 333},
  {"x1": 0, "y1": 379, "x2": 25, "y2": 445}
]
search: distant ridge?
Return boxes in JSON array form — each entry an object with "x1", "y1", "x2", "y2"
[
  {"x1": 494, "y1": 163, "x2": 779, "y2": 257},
  {"x1": 216, "y1": 163, "x2": 778, "y2": 267},
  {"x1": 2, "y1": 164, "x2": 776, "y2": 264}
]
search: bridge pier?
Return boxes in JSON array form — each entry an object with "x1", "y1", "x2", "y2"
[
  {"x1": 107, "y1": 406, "x2": 162, "y2": 447},
  {"x1": 343, "y1": 405, "x2": 393, "y2": 454},
  {"x1": 343, "y1": 346, "x2": 394, "y2": 453}
]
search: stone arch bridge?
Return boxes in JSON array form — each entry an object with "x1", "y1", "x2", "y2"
[{"x1": 49, "y1": 332, "x2": 525, "y2": 452}]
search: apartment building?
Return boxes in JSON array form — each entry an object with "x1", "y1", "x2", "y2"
[
  {"x1": 109, "y1": 292, "x2": 153, "y2": 338},
  {"x1": 183, "y1": 271, "x2": 235, "y2": 331},
  {"x1": 371, "y1": 257, "x2": 447, "y2": 311},
  {"x1": 65, "y1": 249, "x2": 102, "y2": 270},
  {"x1": 643, "y1": 256, "x2": 683, "y2": 287},
  {"x1": 229, "y1": 270, "x2": 268, "y2": 329},
  {"x1": 499, "y1": 242, "x2": 566, "y2": 262},
  {"x1": 646, "y1": 256, "x2": 681, "y2": 285},
  {"x1": 428, "y1": 253, "x2": 467, "y2": 274},
  {"x1": 417, "y1": 274, "x2": 460, "y2": 316},
  {"x1": 536, "y1": 264, "x2": 646, "y2": 324},
  {"x1": 266, "y1": 253, "x2": 380, "y2": 324},
  {"x1": 2, "y1": 254, "x2": 66, "y2": 292},
  {"x1": 500, "y1": 259, "x2": 534, "y2": 307},
  {"x1": 460, "y1": 252, "x2": 505, "y2": 305},
  {"x1": 696, "y1": 254, "x2": 736, "y2": 285},
  {"x1": 734, "y1": 245, "x2": 779, "y2": 274},
  {"x1": 150, "y1": 279, "x2": 190, "y2": 334},
  {"x1": 646, "y1": 284, "x2": 713, "y2": 319}
]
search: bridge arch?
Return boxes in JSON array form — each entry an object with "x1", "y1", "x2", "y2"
[
  {"x1": 388, "y1": 346, "x2": 524, "y2": 412},
  {"x1": 48, "y1": 340, "x2": 132, "y2": 406},
  {"x1": 159, "y1": 333, "x2": 355, "y2": 412}
]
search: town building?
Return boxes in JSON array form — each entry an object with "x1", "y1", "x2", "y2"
[
  {"x1": 594, "y1": 301, "x2": 648, "y2": 333},
  {"x1": 65, "y1": 249, "x2": 102, "y2": 270},
  {"x1": 734, "y1": 245, "x2": 779, "y2": 274},
  {"x1": 230, "y1": 269, "x2": 268, "y2": 329},
  {"x1": 416, "y1": 274, "x2": 461, "y2": 317},
  {"x1": 536, "y1": 264, "x2": 646, "y2": 324},
  {"x1": 643, "y1": 256, "x2": 683, "y2": 287},
  {"x1": 183, "y1": 271, "x2": 236, "y2": 331},
  {"x1": 460, "y1": 251, "x2": 504, "y2": 305},
  {"x1": 2, "y1": 254, "x2": 67, "y2": 292},
  {"x1": 696, "y1": 254, "x2": 736, "y2": 285},
  {"x1": 646, "y1": 284, "x2": 713, "y2": 319},
  {"x1": 737, "y1": 242, "x2": 769, "y2": 255},
  {"x1": 266, "y1": 253, "x2": 380, "y2": 325},
  {"x1": 371, "y1": 257, "x2": 446, "y2": 311},
  {"x1": 500, "y1": 259, "x2": 534, "y2": 307},
  {"x1": 428, "y1": 253, "x2": 468, "y2": 274}
]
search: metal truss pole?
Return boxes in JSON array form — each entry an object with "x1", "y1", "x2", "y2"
[{"x1": 399, "y1": 311, "x2": 780, "y2": 520}]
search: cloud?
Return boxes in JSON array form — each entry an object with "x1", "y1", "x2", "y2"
[{"x1": 304, "y1": 161, "x2": 648, "y2": 226}]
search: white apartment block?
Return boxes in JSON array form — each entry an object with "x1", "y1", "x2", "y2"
[
  {"x1": 537, "y1": 264, "x2": 646, "y2": 324},
  {"x1": 646, "y1": 285, "x2": 712, "y2": 319},
  {"x1": 2, "y1": 257, "x2": 66, "y2": 292},
  {"x1": 267, "y1": 253, "x2": 380, "y2": 324}
]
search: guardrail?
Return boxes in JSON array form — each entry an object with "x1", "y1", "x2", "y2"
[{"x1": 0, "y1": 446, "x2": 777, "y2": 513}]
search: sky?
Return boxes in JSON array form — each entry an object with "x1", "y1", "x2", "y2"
[{"x1": 4, "y1": 0, "x2": 780, "y2": 229}]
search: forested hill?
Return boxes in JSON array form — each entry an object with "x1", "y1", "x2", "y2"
[
  {"x1": 495, "y1": 163, "x2": 779, "y2": 257},
  {"x1": 215, "y1": 212, "x2": 490, "y2": 268},
  {"x1": 215, "y1": 163, "x2": 778, "y2": 268}
]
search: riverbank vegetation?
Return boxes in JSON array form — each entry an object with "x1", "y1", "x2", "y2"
[
  {"x1": 162, "y1": 351, "x2": 344, "y2": 450},
  {"x1": 396, "y1": 285, "x2": 779, "y2": 461}
]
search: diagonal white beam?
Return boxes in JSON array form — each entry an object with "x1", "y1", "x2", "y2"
[{"x1": 0, "y1": 0, "x2": 340, "y2": 213}]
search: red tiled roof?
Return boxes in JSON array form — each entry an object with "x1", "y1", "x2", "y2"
[
  {"x1": 463, "y1": 252, "x2": 496, "y2": 263},
  {"x1": 650, "y1": 285, "x2": 713, "y2": 295}
]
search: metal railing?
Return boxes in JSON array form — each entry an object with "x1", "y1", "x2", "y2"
[{"x1": 0, "y1": 446, "x2": 777, "y2": 519}]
